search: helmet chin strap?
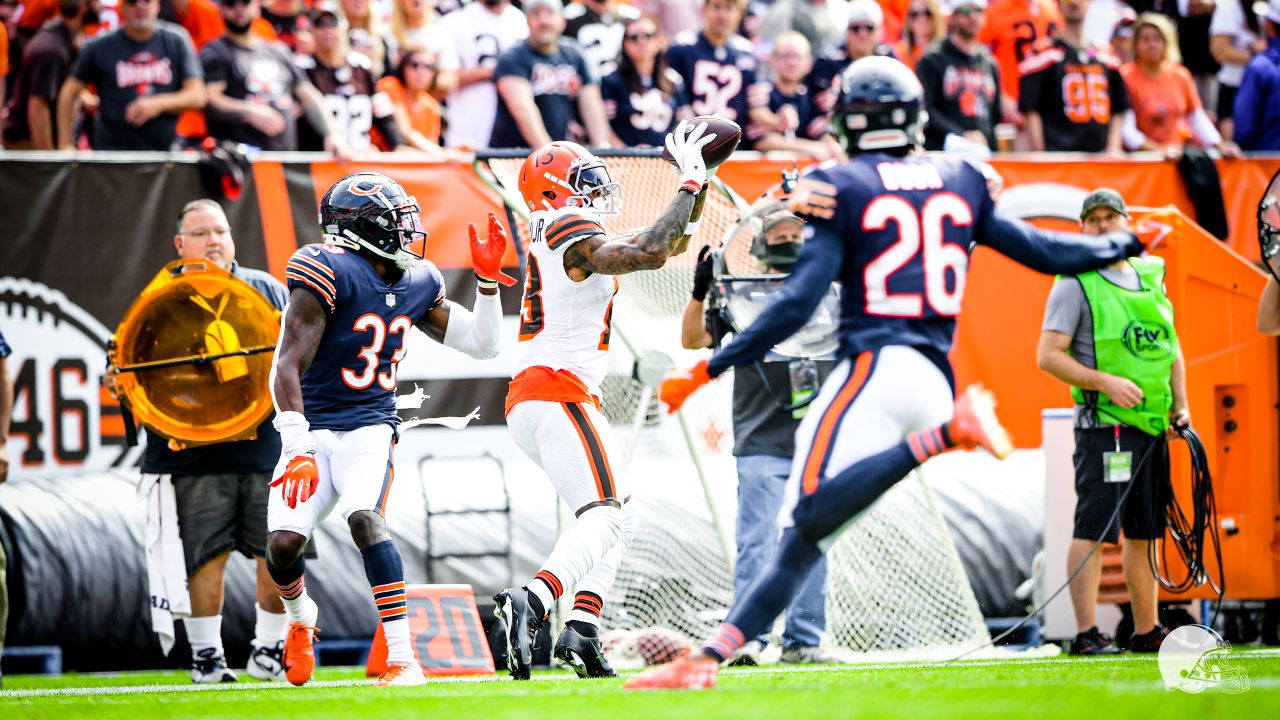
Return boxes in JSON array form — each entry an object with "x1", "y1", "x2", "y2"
[{"x1": 335, "y1": 229, "x2": 417, "y2": 269}]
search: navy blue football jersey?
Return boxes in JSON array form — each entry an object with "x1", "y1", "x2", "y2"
[
  {"x1": 744, "y1": 82, "x2": 828, "y2": 148},
  {"x1": 706, "y1": 152, "x2": 1142, "y2": 378},
  {"x1": 664, "y1": 32, "x2": 757, "y2": 123},
  {"x1": 599, "y1": 70, "x2": 684, "y2": 147},
  {"x1": 285, "y1": 244, "x2": 445, "y2": 431}
]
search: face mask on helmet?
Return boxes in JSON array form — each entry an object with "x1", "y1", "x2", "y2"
[
  {"x1": 1260, "y1": 168, "x2": 1280, "y2": 284},
  {"x1": 567, "y1": 160, "x2": 622, "y2": 216}
]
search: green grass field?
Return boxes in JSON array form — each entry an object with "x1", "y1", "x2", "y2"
[{"x1": 3, "y1": 650, "x2": 1278, "y2": 720}]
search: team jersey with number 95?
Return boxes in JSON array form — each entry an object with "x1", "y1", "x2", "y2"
[{"x1": 285, "y1": 243, "x2": 446, "y2": 431}]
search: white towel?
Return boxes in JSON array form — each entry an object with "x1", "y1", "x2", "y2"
[{"x1": 139, "y1": 473, "x2": 191, "y2": 655}]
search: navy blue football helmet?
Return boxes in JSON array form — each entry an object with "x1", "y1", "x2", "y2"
[
  {"x1": 319, "y1": 172, "x2": 427, "y2": 269},
  {"x1": 832, "y1": 56, "x2": 927, "y2": 155}
]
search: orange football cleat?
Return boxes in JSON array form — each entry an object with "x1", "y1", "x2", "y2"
[
  {"x1": 283, "y1": 622, "x2": 319, "y2": 686},
  {"x1": 948, "y1": 384, "x2": 1013, "y2": 460},
  {"x1": 623, "y1": 654, "x2": 720, "y2": 691},
  {"x1": 375, "y1": 662, "x2": 428, "y2": 687}
]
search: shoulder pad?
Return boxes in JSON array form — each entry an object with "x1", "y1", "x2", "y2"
[
  {"x1": 618, "y1": 5, "x2": 642, "y2": 21},
  {"x1": 540, "y1": 208, "x2": 606, "y2": 253},
  {"x1": 664, "y1": 67, "x2": 685, "y2": 86},
  {"x1": 729, "y1": 35, "x2": 755, "y2": 53},
  {"x1": 962, "y1": 158, "x2": 1005, "y2": 201},
  {"x1": 563, "y1": 2, "x2": 587, "y2": 19},
  {"x1": 295, "y1": 53, "x2": 317, "y2": 70}
]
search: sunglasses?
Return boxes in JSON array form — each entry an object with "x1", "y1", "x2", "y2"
[
  {"x1": 952, "y1": 5, "x2": 983, "y2": 14},
  {"x1": 219, "y1": 0, "x2": 251, "y2": 6},
  {"x1": 625, "y1": 31, "x2": 657, "y2": 41},
  {"x1": 313, "y1": 16, "x2": 339, "y2": 27},
  {"x1": 848, "y1": 23, "x2": 877, "y2": 33},
  {"x1": 121, "y1": 0, "x2": 153, "y2": 6},
  {"x1": 909, "y1": 9, "x2": 932, "y2": 17}
]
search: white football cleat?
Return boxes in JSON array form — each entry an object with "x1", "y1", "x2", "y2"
[{"x1": 246, "y1": 641, "x2": 286, "y2": 681}]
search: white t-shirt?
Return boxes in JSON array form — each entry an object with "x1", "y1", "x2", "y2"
[
  {"x1": 1209, "y1": 0, "x2": 1259, "y2": 87},
  {"x1": 392, "y1": 24, "x2": 462, "y2": 72},
  {"x1": 438, "y1": 2, "x2": 529, "y2": 147},
  {"x1": 1082, "y1": 0, "x2": 1128, "y2": 49}
]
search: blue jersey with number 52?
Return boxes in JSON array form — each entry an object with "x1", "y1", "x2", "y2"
[{"x1": 285, "y1": 244, "x2": 445, "y2": 431}]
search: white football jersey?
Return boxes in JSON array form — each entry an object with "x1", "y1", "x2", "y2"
[{"x1": 513, "y1": 207, "x2": 619, "y2": 399}]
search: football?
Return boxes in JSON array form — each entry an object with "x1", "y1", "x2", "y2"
[{"x1": 661, "y1": 115, "x2": 743, "y2": 171}]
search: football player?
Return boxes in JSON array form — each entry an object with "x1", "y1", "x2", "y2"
[
  {"x1": 493, "y1": 120, "x2": 715, "y2": 680},
  {"x1": 626, "y1": 56, "x2": 1145, "y2": 690},
  {"x1": 267, "y1": 171, "x2": 515, "y2": 687}
]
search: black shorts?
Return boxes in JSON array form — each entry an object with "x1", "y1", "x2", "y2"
[
  {"x1": 1072, "y1": 426, "x2": 1168, "y2": 543},
  {"x1": 1216, "y1": 84, "x2": 1238, "y2": 122}
]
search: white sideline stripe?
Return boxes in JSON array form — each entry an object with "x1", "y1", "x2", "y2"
[{"x1": 6, "y1": 649, "x2": 1279, "y2": 699}]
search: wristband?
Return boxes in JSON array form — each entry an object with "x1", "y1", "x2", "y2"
[
  {"x1": 683, "y1": 218, "x2": 701, "y2": 238},
  {"x1": 474, "y1": 272, "x2": 499, "y2": 290},
  {"x1": 680, "y1": 179, "x2": 704, "y2": 195}
]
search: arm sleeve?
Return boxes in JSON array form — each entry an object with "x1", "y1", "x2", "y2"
[
  {"x1": 979, "y1": 210, "x2": 1141, "y2": 275},
  {"x1": 706, "y1": 222, "x2": 844, "y2": 377},
  {"x1": 441, "y1": 291, "x2": 502, "y2": 359},
  {"x1": 1188, "y1": 106, "x2": 1223, "y2": 147},
  {"x1": 1121, "y1": 109, "x2": 1146, "y2": 150}
]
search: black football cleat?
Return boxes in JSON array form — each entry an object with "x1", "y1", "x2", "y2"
[
  {"x1": 493, "y1": 588, "x2": 538, "y2": 680},
  {"x1": 555, "y1": 625, "x2": 617, "y2": 678}
]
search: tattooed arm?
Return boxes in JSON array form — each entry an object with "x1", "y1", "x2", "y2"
[
  {"x1": 271, "y1": 288, "x2": 328, "y2": 413},
  {"x1": 563, "y1": 189, "x2": 698, "y2": 276}
]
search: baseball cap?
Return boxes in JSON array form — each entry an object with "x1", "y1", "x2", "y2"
[
  {"x1": 524, "y1": 0, "x2": 564, "y2": 13},
  {"x1": 1080, "y1": 188, "x2": 1127, "y2": 219},
  {"x1": 939, "y1": 0, "x2": 987, "y2": 13},
  {"x1": 1261, "y1": 0, "x2": 1280, "y2": 24},
  {"x1": 763, "y1": 212, "x2": 804, "y2": 235},
  {"x1": 847, "y1": 0, "x2": 884, "y2": 26}
]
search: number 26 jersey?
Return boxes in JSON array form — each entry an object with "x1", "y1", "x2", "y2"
[{"x1": 285, "y1": 243, "x2": 445, "y2": 431}]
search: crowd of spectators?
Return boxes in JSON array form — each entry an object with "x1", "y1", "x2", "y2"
[{"x1": 1, "y1": 0, "x2": 1277, "y2": 153}]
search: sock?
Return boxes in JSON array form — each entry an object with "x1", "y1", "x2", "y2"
[
  {"x1": 566, "y1": 619, "x2": 599, "y2": 638},
  {"x1": 530, "y1": 504, "x2": 622, "y2": 616},
  {"x1": 185, "y1": 615, "x2": 224, "y2": 659},
  {"x1": 527, "y1": 577, "x2": 554, "y2": 620},
  {"x1": 253, "y1": 603, "x2": 288, "y2": 648},
  {"x1": 569, "y1": 499, "x2": 636, "y2": 627},
  {"x1": 702, "y1": 529, "x2": 825, "y2": 662},
  {"x1": 906, "y1": 425, "x2": 953, "y2": 463},
  {"x1": 568, "y1": 591, "x2": 604, "y2": 628},
  {"x1": 267, "y1": 557, "x2": 315, "y2": 623},
  {"x1": 362, "y1": 540, "x2": 413, "y2": 665}
]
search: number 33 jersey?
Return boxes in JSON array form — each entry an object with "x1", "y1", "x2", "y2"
[
  {"x1": 285, "y1": 243, "x2": 446, "y2": 431},
  {"x1": 509, "y1": 207, "x2": 618, "y2": 406}
]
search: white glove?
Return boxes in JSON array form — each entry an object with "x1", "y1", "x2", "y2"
[{"x1": 665, "y1": 119, "x2": 717, "y2": 192}]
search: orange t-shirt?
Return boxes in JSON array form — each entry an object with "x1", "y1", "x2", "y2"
[
  {"x1": 374, "y1": 75, "x2": 442, "y2": 149},
  {"x1": 977, "y1": 0, "x2": 1062, "y2": 101},
  {"x1": 17, "y1": 0, "x2": 59, "y2": 31},
  {"x1": 0, "y1": 26, "x2": 8, "y2": 77},
  {"x1": 879, "y1": 0, "x2": 910, "y2": 43},
  {"x1": 1120, "y1": 61, "x2": 1200, "y2": 147}
]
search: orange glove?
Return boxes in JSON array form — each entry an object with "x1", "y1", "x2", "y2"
[
  {"x1": 270, "y1": 453, "x2": 319, "y2": 509},
  {"x1": 659, "y1": 359, "x2": 712, "y2": 414},
  {"x1": 470, "y1": 212, "x2": 517, "y2": 287}
]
